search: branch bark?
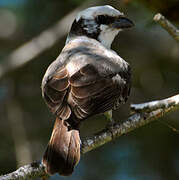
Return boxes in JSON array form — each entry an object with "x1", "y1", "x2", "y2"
[
  {"x1": 0, "y1": 162, "x2": 46, "y2": 180},
  {"x1": 153, "y1": 13, "x2": 179, "y2": 42},
  {"x1": 1, "y1": 94, "x2": 179, "y2": 180},
  {"x1": 131, "y1": 94, "x2": 179, "y2": 113}
]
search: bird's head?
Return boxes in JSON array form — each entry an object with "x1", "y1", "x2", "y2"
[{"x1": 66, "y1": 5, "x2": 134, "y2": 49}]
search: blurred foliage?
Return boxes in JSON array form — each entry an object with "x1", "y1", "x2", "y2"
[
  {"x1": 0, "y1": 0, "x2": 179, "y2": 180},
  {"x1": 136, "y1": 0, "x2": 179, "y2": 21}
]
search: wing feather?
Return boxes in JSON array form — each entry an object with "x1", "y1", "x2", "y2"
[
  {"x1": 68, "y1": 64, "x2": 130, "y2": 119},
  {"x1": 42, "y1": 66, "x2": 71, "y2": 120}
]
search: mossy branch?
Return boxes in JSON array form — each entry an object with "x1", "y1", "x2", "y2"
[{"x1": 1, "y1": 94, "x2": 179, "y2": 180}]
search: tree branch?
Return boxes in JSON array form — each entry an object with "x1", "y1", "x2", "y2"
[
  {"x1": 153, "y1": 13, "x2": 179, "y2": 42},
  {"x1": 0, "y1": 161, "x2": 47, "y2": 180},
  {"x1": 1, "y1": 94, "x2": 179, "y2": 180},
  {"x1": 131, "y1": 94, "x2": 179, "y2": 113}
]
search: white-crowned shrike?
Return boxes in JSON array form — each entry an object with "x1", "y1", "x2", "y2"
[{"x1": 42, "y1": 5, "x2": 134, "y2": 176}]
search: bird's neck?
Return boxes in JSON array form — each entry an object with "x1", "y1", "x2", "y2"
[
  {"x1": 98, "y1": 27, "x2": 120, "y2": 49},
  {"x1": 66, "y1": 34, "x2": 114, "y2": 49}
]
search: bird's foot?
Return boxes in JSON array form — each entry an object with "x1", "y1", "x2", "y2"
[{"x1": 105, "y1": 118, "x2": 116, "y2": 140}]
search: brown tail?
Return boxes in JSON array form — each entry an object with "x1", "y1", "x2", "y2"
[{"x1": 43, "y1": 118, "x2": 80, "y2": 176}]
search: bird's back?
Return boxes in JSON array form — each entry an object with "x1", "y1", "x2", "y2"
[{"x1": 42, "y1": 36, "x2": 131, "y2": 123}]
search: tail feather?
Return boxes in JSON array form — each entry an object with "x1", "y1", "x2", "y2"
[{"x1": 43, "y1": 118, "x2": 80, "y2": 176}]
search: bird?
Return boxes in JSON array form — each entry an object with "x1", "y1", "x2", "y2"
[{"x1": 41, "y1": 5, "x2": 134, "y2": 176}]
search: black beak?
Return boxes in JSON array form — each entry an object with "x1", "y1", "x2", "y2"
[{"x1": 112, "y1": 17, "x2": 134, "y2": 29}]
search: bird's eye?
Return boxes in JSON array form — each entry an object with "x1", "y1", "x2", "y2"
[
  {"x1": 96, "y1": 15, "x2": 108, "y2": 24},
  {"x1": 96, "y1": 15, "x2": 115, "y2": 25}
]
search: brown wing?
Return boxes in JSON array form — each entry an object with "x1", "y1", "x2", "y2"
[
  {"x1": 42, "y1": 62, "x2": 130, "y2": 122},
  {"x1": 69, "y1": 64, "x2": 130, "y2": 120},
  {"x1": 42, "y1": 66, "x2": 71, "y2": 120}
]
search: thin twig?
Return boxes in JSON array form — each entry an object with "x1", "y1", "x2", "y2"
[
  {"x1": 153, "y1": 13, "x2": 179, "y2": 42},
  {"x1": 157, "y1": 119, "x2": 179, "y2": 133},
  {"x1": 131, "y1": 94, "x2": 179, "y2": 113},
  {"x1": 1, "y1": 94, "x2": 179, "y2": 180}
]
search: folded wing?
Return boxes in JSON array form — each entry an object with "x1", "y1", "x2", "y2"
[{"x1": 42, "y1": 62, "x2": 130, "y2": 123}]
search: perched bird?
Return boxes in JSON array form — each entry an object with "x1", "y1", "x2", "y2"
[{"x1": 41, "y1": 5, "x2": 134, "y2": 176}]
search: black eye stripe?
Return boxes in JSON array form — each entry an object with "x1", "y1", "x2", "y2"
[{"x1": 96, "y1": 15, "x2": 116, "y2": 25}]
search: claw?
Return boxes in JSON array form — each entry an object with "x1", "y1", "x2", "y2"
[{"x1": 104, "y1": 110, "x2": 116, "y2": 139}]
